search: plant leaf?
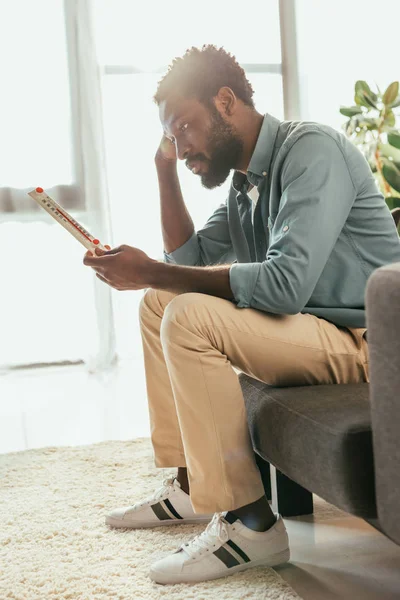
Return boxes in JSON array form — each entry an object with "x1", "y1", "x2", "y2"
[
  {"x1": 391, "y1": 96, "x2": 400, "y2": 108},
  {"x1": 340, "y1": 106, "x2": 362, "y2": 117},
  {"x1": 385, "y1": 196, "x2": 400, "y2": 210},
  {"x1": 354, "y1": 80, "x2": 378, "y2": 108},
  {"x1": 383, "y1": 110, "x2": 396, "y2": 128},
  {"x1": 388, "y1": 132, "x2": 400, "y2": 150},
  {"x1": 381, "y1": 157, "x2": 400, "y2": 171},
  {"x1": 358, "y1": 92, "x2": 377, "y2": 109},
  {"x1": 382, "y1": 82, "x2": 399, "y2": 106},
  {"x1": 381, "y1": 156, "x2": 395, "y2": 169},
  {"x1": 390, "y1": 207, "x2": 400, "y2": 229},
  {"x1": 358, "y1": 117, "x2": 379, "y2": 130},
  {"x1": 383, "y1": 162, "x2": 400, "y2": 193},
  {"x1": 356, "y1": 80, "x2": 378, "y2": 102},
  {"x1": 381, "y1": 142, "x2": 400, "y2": 162}
]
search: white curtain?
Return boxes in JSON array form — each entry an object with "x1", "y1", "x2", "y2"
[
  {"x1": 0, "y1": 0, "x2": 116, "y2": 372},
  {"x1": 64, "y1": 0, "x2": 117, "y2": 372}
]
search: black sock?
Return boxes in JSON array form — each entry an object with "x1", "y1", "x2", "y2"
[{"x1": 226, "y1": 510, "x2": 277, "y2": 532}]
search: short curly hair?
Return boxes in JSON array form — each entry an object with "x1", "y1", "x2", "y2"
[{"x1": 154, "y1": 45, "x2": 255, "y2": 109}]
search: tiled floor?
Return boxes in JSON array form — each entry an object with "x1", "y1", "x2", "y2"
[
  {"x1": 280, "y1": 513, "x2": 400, "y2": 599},
  {"x1": 1, "y1": 360, "x2": 400, "y2": 599}
]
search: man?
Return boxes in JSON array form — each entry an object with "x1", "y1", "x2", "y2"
[{"x1": 83, "y1": 45, "x2": 400, "y2": 585}]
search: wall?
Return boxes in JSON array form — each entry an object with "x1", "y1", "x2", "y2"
[{"x1": 295, "y1": 0, "x2": 400, "y2": 130}]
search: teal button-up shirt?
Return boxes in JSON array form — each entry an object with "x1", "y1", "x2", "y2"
[{"x1": 164, "y1": 114, "x2": 400, "y2": 328}]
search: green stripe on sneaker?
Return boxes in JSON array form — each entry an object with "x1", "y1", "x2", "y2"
[
  {"x1": 226, "y1": 539, "x2": 250, "y2": 563},
  {"x1": 163, "y1": 498, "x2": 183, "y2": 519},
  {"x1": 213, "y1": 546, "x2": 241, "y2": 568},
  {"x1": 150, "y1": 502, "x2": 172, "y2": 521}
]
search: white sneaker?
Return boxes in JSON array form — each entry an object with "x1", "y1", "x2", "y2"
[
  {"x1": 105, "y1": 476, "x2": 213, "y2": 529},
  {"x1": 150, "y1": 511, "x2": 290, "y2": 584}
]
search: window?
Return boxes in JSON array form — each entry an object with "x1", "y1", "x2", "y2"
[
  {"x1": 0, "y1": 1, "x2": 101, "y2": 369},
  {"x1": 0, "y1": 0, "x2": 82, "y2": 216}
]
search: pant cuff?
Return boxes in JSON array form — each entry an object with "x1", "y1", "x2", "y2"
[
  {"x1": 190, "y1": 485, "x2": 266, "y2": 514},
  {"x1": 154, "y1": 455, "x2": 187, "y2": 468}
]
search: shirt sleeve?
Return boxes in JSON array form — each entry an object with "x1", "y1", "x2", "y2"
[
  {"x1": 164, "y1": 200, "x2": 235, "y2": 266},
  {"x1": 229, "y1": 132, "x2": 357, "y2": 314}
]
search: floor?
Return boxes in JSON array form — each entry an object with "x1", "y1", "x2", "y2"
[{"x1": 1, "y1": 360, "x2": 400, "y2": 600}]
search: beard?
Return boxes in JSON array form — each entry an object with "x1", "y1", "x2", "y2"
[{"x1": 189, "y1": 107, "x2": 244, "y2": 190}]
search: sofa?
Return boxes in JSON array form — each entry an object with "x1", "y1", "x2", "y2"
[{"x1": 241, "y1": 260, "x2": 400, "y2": 546}]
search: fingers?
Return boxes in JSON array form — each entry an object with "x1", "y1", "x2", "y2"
[
  {"x1": 83, "y1": 254, "x2": 99, "y2": 266},
  {"x1": 96, "y1": 272, "x2": 110, "y2": 285},
  {"x1": 96, "y1": 272, "x2": 128, "y2": 291},
  {"x1": 83, "y1": 245, "x2": 124, "y2": 265},
  {"x1": 83, "y1": 252, "x2": 114, "y2": 266},
  {"x1": 96, "y1": 245, "x2": 125, "y2": 256}
]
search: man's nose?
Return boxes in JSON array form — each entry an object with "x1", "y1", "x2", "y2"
[{"x1": 175, "y1": 140, "x2": 190, "y2": 161}]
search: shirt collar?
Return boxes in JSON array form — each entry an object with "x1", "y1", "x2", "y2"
[
  {"x1": 247, "y1": 113, "x2": 281, "y2": 185},
  {"x1": 232, "y1": 113, "x2": 281, "y2": 192}
]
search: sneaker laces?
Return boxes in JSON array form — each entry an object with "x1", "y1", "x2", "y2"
[
  {"x1": 133, "y1": 476, "x2": 177, "y2": 509},
  {"x1": 179, "y1": 512, "x2": 229, "y2": 559}
]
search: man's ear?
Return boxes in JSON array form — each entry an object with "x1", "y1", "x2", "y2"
[{"x1": 214, "y1": 87, "x2": 237, "y2": 117}]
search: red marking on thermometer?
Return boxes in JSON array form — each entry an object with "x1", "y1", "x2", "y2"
[{"x1": 28, "y1": 187, "x2": 109, "y2": 252}]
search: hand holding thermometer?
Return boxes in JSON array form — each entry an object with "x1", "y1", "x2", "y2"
[{"x1": 28, "y1": 187, "x2": 111, "y2": 253}]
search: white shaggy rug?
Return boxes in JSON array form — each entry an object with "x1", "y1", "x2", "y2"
[{"x1": 0, "y1": 438, "x2": 340, "y2": 600}]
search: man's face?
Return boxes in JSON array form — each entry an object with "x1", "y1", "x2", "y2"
[{"x1": 159, "y1": 96, "x2": 244, "y2": 189}]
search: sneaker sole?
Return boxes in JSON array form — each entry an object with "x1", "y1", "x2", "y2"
[
  {"x1": 105, "y1": 515, "x2": 212, "y2": 529},
  {"x1": 150, "y1": 548, "x2": 290, "y2": 584}
]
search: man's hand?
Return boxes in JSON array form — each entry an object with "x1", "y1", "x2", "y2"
[
  {"x1": 83, "y1": 244, "x2": 233, "y2": 299},
  {"x1": 155, "y1": 134, "x2": 177, "y2": 165},
  {"x1": 83, "y1": 245, "x2": 156, "y2": 291}
]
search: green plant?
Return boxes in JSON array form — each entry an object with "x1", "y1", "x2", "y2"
[{"x1": 340, "y1": 81, "x2": 400, "y2": 220}]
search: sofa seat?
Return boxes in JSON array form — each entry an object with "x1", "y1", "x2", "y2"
[{"x1": 241, "y1": 374, "x2": 376, "y2": 518}]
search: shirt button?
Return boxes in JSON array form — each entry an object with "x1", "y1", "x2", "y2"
[
  {"x1": 283, "y1": 225, "x2": 289, "y2": 232},
  {"x1": 262, "y1": 171, "x2": 267, "y2": 176}
]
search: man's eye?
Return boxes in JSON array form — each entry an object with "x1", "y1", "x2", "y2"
[{"x1": 180, "y1": 123, "x2": 189, "y2": 132}]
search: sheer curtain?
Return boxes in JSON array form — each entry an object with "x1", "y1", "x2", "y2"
[
  {"x1": 91, "y1": 0, "x2": 285, "y2": 360},
  {"x1": 0, "y1": 0, "x2": 115, "y2": 371}
]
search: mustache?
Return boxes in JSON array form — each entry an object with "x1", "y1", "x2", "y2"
[{"x1": 185, "y1": 153, "x2": 207, "y2": 167}]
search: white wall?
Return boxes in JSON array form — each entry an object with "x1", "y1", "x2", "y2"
[{"x1": 295, "y1": 0, "x2": 400, "y2": 130}]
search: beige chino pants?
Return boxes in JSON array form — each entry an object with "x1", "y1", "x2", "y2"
[{"x1": 139, "y1": 289, "x2": 369, "y2": 514}]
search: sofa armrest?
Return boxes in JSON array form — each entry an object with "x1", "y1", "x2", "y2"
[{"x1": 366, "y1": 261, "x2": 400, "y2": 545}]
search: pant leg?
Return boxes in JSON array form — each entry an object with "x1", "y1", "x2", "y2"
[
  {"x1": 158, "y1": 291, "x2": 369, "y2": 514},
  {"x1": 139, "y1": 288, "x2": 186, "y2": 467}
]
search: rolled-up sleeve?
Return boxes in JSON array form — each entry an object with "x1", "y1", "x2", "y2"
[
  {"x1": 229, "y1": 132, "x2": 356, "y2": 314},
  {"x1": 164, "y1": 231, "x2": 201, "y2": 265},
  {"x1": 164, "y1": 201, "x2": 235, "y2": 266}
]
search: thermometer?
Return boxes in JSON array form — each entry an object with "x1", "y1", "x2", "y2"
[{"x1": 28, "y1": 187, "x2": 111, "y2": 253}]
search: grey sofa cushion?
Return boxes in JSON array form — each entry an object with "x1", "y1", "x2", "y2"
[{"x1": 241, "y1": 375, "x2": 376, "y2": 518}]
